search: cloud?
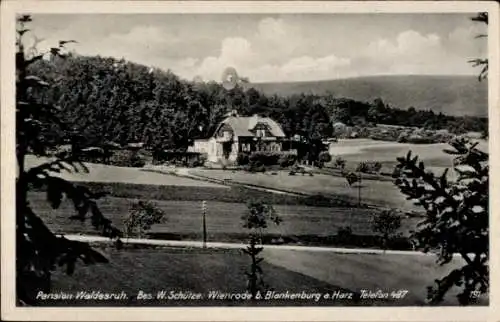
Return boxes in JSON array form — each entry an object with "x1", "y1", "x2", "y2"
[
  {"x1": 174, "y1": 17, "x2": 352, "y2": 82},
  {"x1": 178, "y1": 22, "x2": 481, "y2": 82},
  {"x1": 366, "y1": 30, "x2": 442, "y2": 61},
  {"x1": 252, "y1": 55, "x2": 351, "y2": 82},
  {"x1": 31, "y1": 15, "x2": 487, "y2": 82},
  {"x1": 356, "y1": 29, "x2": 481, "y2": 76},
  {"x1": 108, "y1": 25, "x2": 178, "y2": 48},
  {"x1": 257, "y1": 17, "x2": 288, "y2": 40}
]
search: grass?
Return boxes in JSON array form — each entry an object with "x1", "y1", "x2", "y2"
[
  {"x1": 25, "y1": 155, "x2": 223, "y2": 188},
  {"x1": 262, "y1": 248, "x2": 488, "y2": 306},
  {"x1": 32, "y1": 180, "x2": 361, "y2": 209},
  {"x1": 40, "y1": 246, "x2": 487, "y2": 306},
  {"x1": 30, "y1": 192, "x2": 421, "y2": 248},
  {"x1": 328, "y1": 138, "x2": 489, "y2": 176},
  {"x1": 44, "y1": 246, "x2": 357, "y2": 307},
  {"x1": 190, "y1": 169, "x2": 417, "y2": 212}
]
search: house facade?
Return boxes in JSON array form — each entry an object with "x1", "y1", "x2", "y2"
[{"x1": 189, "y1": 113, "x2": 287, "y2": 163}]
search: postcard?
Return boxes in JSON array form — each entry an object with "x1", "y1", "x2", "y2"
[{"x1": 1, "y1": 1, "x2": 498, "y2": 321}]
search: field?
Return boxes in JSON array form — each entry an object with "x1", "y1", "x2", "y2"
[
  {"x1": 330, "y1": 138, "x2": 489, "y2": 175},
  {"x1": 31, "y1": 192, "x2": 420, "y2": 246},
  {"x1": 189, "y1": 139, "x2": 489, "y2": 211},
  {"x1": 263, "y1": 248, "x2": 488, "y2": 306},
  {"x1": 190, "y1": 169, "x2": 417, "y2": 212},
  {"x1": 42, "y1": 246, "x2": 486, "y2": 306},
  {"x1": 23, "y1": 152, "x2": 488, "y2": 307},
  {"x1": 24, "y1": 155, "x2": 225, "y2": 188}
]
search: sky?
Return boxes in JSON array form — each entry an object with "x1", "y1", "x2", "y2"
[{"x1": 27, "y1": 13, "x2": 488, "y2": 83}]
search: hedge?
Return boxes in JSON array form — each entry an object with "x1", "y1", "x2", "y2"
[{"x1": 248, "y1": 151, "x2": 297, "y2": 167}]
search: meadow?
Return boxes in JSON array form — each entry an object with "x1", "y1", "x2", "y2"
[
  {"x1": 328, "y1": 138, "x2": 489, "y2": 176},
  {"x1": 27, "y1": 152, "x2": 423, "y2": 249},
  {"x1": 43, "y1": 245, "x2": 486, "y2": 306},
  {"x1": 25, "y1": 155, "x2": 224, "y2": 188},
  {"x1": 190, "y1": 169, "x2": 417, "y2": 212},
  {"x1": 31, "y1": 192, "x2": 420, "y2": 247}
]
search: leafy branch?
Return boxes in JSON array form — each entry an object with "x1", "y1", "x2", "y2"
[
  {"x1": 469, "y1": 12, "x2": 488, "y2": 81},
  {"x1": 394, "y1": 137, "x2": 488, "y2": 304},
  {"x1": 16, "y1": 15, "x2": 119, "y2": 305}
]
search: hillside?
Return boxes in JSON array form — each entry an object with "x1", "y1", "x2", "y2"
[{"x1": 247, "y1": 75, "x2": 488, "y2": 117}]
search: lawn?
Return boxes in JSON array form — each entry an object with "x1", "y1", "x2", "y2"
[
  {"x1": 31, "y1": 192, "x2": 421, "y2": 246},
  {"x1": 24, "y1": 155, "x2": 224, "y2": 188},
  {"x1": 44, "y1": 246, "x2": 340, "y2": 306},
  {"x1": 38, "y1": 245, "x2": 486, "y2": 306},
  {"x1": 262, "y1": 248, "x2": 488, "y2": 306},
  {"x1": 329, "y1": 138, "x2": 489, "y2": 175},
  {"x1": 189, "y1": 169, "x2": 417, "y2": 212}
]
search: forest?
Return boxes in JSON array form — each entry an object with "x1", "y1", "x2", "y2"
[{"x1": 27, "y1": 54, "x2": 488, "y2": 153}]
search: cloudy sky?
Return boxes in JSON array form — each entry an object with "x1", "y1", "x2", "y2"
[{"x1": 28, "y1": 13, "x2": 487, "y2": 83}]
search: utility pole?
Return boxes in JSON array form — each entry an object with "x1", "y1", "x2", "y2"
[
  {"x1": 202, "y1": 200, "x2": 207, "y2": 248},
  {"x1": 357, "y1": 170, "x2": 362, "y2": 207}
]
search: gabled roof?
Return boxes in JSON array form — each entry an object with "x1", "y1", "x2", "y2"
[{"x1": 216, "y1": 115, "x2": 286, "y2": 138}]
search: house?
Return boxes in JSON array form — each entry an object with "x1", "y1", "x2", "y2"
[{"x1": 189, "y1": 112, "x2": 287, "y2": 163}]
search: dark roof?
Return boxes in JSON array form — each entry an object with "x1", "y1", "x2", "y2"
[{"x1": 216, "y1": 115, "x2": 286, "y2": 138}]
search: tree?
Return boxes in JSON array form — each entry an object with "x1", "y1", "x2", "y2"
[
  {"x1": 16, "y1": 15, "x2": 120, "y2": 305},
  {"x1": 469, "y1": 12, "x2": 488, "y2": 81},
  {"x1": 28, "y1": 53, "x2": 488, "y2": 154},
  {"x1": 242, "y1": 200, "x2": 282, "y2": 242},
  {"x1": 371, "y1": 210, "x2": 402, "y2": 252},
  {"x1": 394, "y1": 138, "x2": 488, "y2": 304},
  {"x1": 392, "y1": 11, "x2": 489, "y2": 306},
  {"x1": 124, "y1": 201, "x2": 166, "y2": 238},
  {"x1": 241, "y1": 200, "x2": 282, "y2": 299}
]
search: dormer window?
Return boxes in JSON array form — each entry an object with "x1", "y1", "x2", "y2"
[
  {"x1": 254, "y1": 122, "x2": 268, "y2": 138},
  {"x1": 222, "y1": 130, "x2": 232, "y2": 140}
]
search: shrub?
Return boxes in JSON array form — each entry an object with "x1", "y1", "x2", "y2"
[
  {"x1": 318, "y1": 151, "x2": 332, "y2": 163},
  {"x1": 109, "y1": 150, "x2": 146, "y2": 167},
  {"x1": 337, "y1": 226, "x2": 353, "y2": 243},
  {"x1": 278, "y1": 153, "x2": 297, "y2": 168},
  {"x1": 198, "y1": 154, "x2": 208, "y2": 166},
  {"x1": 397, "y1": 132, "x2": 410, "y2": 143},
  {"x1": 391, "y1": 166, "x2": 401, "y2": 178},
  {"x1": 356, "y1": 162, "x2": 370, "y2": 173},
  {"x1": 237, "y1": 152, "x2": 250, "y2": 166},
  {"x1": 372, "y1": 161, "x2": 382, "y2": 173},
  {"x1": 406, "y1": 135, "x2": 437, "y2": 144},
  {"x1": 332, "y1": 156, "x2": 346, "y2": 170},
  {"x1": 356, "y1": 161, "x2": 382, "y2": 173},
  {"x1": 187, "y1": 159, "x2": 199, "y2": 168},
  {"x1": 371, "y1": 210, "x2": 402, "y2": 252},
  {"x1": 131, "y1": 155, "x2": 146, "y2": 168},
  {"x1": 249, "y1": 151, "x2": 294, "y2": 167},
  {"x1": 254, "y1": 165, "x2": 266, "y2": 173},
  {"x1": 124, "y1": 200, "x2": 166, "y2": 238}
]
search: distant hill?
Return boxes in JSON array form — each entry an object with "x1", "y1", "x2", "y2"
[{"x1": 247, "y1": 75, "x2": 488, "y2": 117}]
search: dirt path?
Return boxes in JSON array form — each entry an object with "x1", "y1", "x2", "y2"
[{"x1": 62, "y1": 234, "x2": 448, "y2": 257}]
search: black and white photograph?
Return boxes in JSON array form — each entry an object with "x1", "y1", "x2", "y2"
[{"x1": 1, "y1": 1, "x2": 498, "y2": 320}]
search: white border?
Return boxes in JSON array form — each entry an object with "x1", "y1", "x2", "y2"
[{"x1": 1, "y1": 1, "x2": 499, "y2": 321}]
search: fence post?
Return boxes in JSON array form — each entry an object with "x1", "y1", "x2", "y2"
[{"x1": 202, "y1": 200, "x2": 207, "y2": 248}]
